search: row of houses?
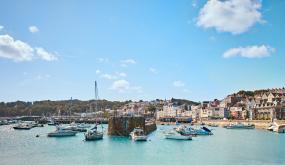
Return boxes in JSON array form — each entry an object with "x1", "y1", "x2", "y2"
[{"x1": 156, "y1": 88, "x2": 285, "y2": 121}]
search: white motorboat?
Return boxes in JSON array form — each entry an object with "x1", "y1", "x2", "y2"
[
  {"x1": 48, "y1": 126, "x2": 77, "y2": 137},
  {"x1": 130, "y1": 128, "x2": 147, "y2": 141},
  {"x1": 267, "y1": 122, "x2": 285, "y2": 133},
  {"x1": 165, "y1": 131, "x2": 192, "y2": 140},
  {"x1": 77, "y1": 123, "x2": 91, "y2": 129},
  {"x1": 84, "y1": 125, "x2": 103, "y2": 141},
  {"x1": 13, "y1": 122, "x2": 33, "y2": 130},
  {"x1": 63, "y1": 122, "x2": 87, "y2": 132},
  {"x1": 225, "y1": 123, "x2": 255, "y2": 129},
  {"x1": 176, "y1": 125, "x2": 213, "y2": 136}
]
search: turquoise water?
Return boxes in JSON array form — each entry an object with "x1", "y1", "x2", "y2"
[{"x1": 1, "y1": 124, "x2": 285, "y2": 165}]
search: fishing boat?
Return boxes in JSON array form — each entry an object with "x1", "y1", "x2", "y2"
[
  {"x1": 13, "y1": 122, "x2": 33, "y2": 130},
  {"x1": 85, "y1": 124, "x2": 103, "y2": 141},
  {"x1": 47, "y1": 125, "x2": 77, "y2": 137},
  {"x1": 225, "y1": 122, "x2": 255, "y2": 129},
  {"x1": 165, "y1": 131, "x2": 192, "y2": 140},
  {"x1": 130, "y1": 128, "x2": 147, "y2": 141}
]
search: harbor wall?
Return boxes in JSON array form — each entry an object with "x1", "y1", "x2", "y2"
[
  {"x1": 202, "y1": 120, "x2": 285, "y2": 129},
  {"x1": 108, "y1": 116, "x2": 156, "y2": 136},
  {"x1": 145, "y1": 122, "x2": 157, "y2": 134}
]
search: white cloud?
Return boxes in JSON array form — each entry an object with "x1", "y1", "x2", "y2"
[
  {"x1": 101, "y1": 74, "x2": 117, "y2": 80},
  {"x1": 0, "y1": 34, "x2": 34, "y2": 61},
  {"x1": 149, "y1": 67, "x2": 158, "y2": 74},
  {"x1": 36, "y1": 74, "x2": 51, "y2": 80},
  {"x1": 95, "y1": 69, "x2": 101, "y2": 74},
  {"x1": 110, "y1": 79, "x2": 130, "y2": 92},
  {"x1": 183, "y1": 89, "x2": 191, "y2": 93},
  {"x1": 223, "y1": 45, "x2": 275, "y2": 58},
  {"x1": 173, "y1": 81, "x2": 185, "y2": 87},
  {"x1": 120, "y1": 58, "x2": 136, "y2": 67},
  {"x1": 117, "y1": 72, "x2": 127, "y2": 77},
  {"x1": 110, "y1": 79, "x2": 142, "y2": 93},
  {"x1": 0, "y1": 25, "x2": 4, "y2": 31},
  {"x1": 197, "y1": 0, "x2": 263, "y2": 34},
  {"x1": 29, "y1": 26, "x2": 39, "y2": 33},
  {"x1": 0, "y1": 34, "x2": 58, "y2": 62},
  {"x1": 98, "y1": 58, "x2": 109, "y2": 63},
  {"x1": 35, "y1": 47, "x2": 58, "y2": 61}
]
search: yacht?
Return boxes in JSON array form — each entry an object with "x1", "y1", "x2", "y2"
[
  {"x1": 13, "y1": 122, "x2": 33, "y2": 130},
  {"x1": 130, "y1": 128, "x2": 147, "y2": 141},
  {"x1": 47, "y1": 125, "x2": 77, "y2": 137},
  {"x1": 85, "y1": 124, "x2": 103, "y2": 141},
  {"x1": 165, "y1": 131, "x2": 192, "y2": 140},
  {"x1": 225, "y1": 123, "x2": 255, "y2": 129}
]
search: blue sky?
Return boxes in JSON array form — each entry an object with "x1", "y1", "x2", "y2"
[{"x1": 0, "y1": 0, "x2": 285, "y2": 102}]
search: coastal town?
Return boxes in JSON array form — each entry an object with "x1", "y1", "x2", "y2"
[{"x1": 1, "y1": 87, "x2": 285, "y2": 130}]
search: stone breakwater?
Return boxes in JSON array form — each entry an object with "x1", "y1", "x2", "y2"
[{"x1": 108, "y1": 116, "x2": 157, "y2": 136}]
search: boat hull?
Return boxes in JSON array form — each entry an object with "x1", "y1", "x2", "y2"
[
  {"x1": 13, "y1": 127, "x2": 32, "y2": 130},
  {"x1": 226, "y1": 126, "x2": 255, "y2": 129},
  {"x1": 165, "y1": 134, "x2": 192, "y2": 140},
  {"x1": 131, "y1": 135, "x2": 147, "y2": 141},
  {"x1": 85, "y1": 133, "x2": 103, "y2": 141},
  {"x1": 47, "y1": 132, "x2": 77, "y2": 137}
]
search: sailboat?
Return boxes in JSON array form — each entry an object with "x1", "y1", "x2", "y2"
[{"x1": 84, "y1": 81, "x2": 104, "y2": 141}]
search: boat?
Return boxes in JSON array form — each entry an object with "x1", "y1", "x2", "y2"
[
  {"x1": 47, "y1": 119, "x2": 58, "y2": 126},
  {"x1": 176, "y1": 125, "x2": 213, "y2": 135},
  {"x1": 47, "y1": 126, "x2": 77, "y2": 137},
  {"x1": 63, "y1": 122, "x2": 87, "y2": 132},
  {"x1": 84, "y1": 124, "x2": 103, "y2": 141},
  {"x1": 77, "y1": 123, "x2": 91, "y2": 129},
  {"x1": 208, "y1": 123, "x2": 219, "y2": 127},
  {"x1": 267, "y1": 122, "x2": 285, "y2": 133},
  {"x1": 165, "y1": 131, "x2": 192, "y2": 140},
  {"x1": 0, "y1": 120, "x2": 8, "y2": 125},
  {"x1": 84, "y1": 81, "x2": 104, "y2": 141},
  {"x1": 225, "y1": 123, "x2": 255, "y2": 129},
  {"x1": 32, "y1": 122, "x2": 44, "y2": 127},
  {"x1": 13, "y1": 122, "x2": 33, "y2": 130},
  {"x1": 130, "y1": 128, "x2": 147, "y2": 141}
]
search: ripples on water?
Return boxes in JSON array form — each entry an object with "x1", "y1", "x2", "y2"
[{"x1": 0, "y1": 124, "x2": 285, "y2": 165}]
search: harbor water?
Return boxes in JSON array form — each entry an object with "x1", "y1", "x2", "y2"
[{"x1": 1, "y1": 124, "x2": 285, "y2": 165}]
